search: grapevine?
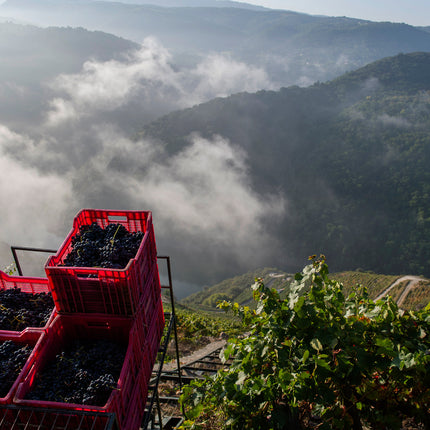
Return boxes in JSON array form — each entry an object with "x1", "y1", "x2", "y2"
[{"x1": 180, "y1": 256, "x2": 430, "y2": 429}]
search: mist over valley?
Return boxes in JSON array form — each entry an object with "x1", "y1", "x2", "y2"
[{"x1": 0, "y1": 2, "x2": 429, "y2": 297}]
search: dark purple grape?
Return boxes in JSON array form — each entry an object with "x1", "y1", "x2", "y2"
[
  {"x1": 63, "y1": 223, "x2": 144, "y2": 269},
  {"x1": 0, "y1": 288, "x2": 54, "y2": 331},
  {"x1": 27, "y1": 339, "x2": 126, "y2": 406},
  {"x1": 0, "y1": 340, "x2": 33, "y2": 397}
]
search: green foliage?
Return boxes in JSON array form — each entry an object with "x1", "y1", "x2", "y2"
[
  {"x1": 180, "y1": 256, "x2": 430, "y2": 429},
  {"x1": 3, "y1": 263, "x2": 17, "y2": 276},
  {"x1": 175, "y1": 309, "x2": 241, "y2": 340}
]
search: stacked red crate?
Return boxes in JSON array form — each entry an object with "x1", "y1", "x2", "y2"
[{"x1": 3, "y1": 209, "x2": 165, "y2": 430}]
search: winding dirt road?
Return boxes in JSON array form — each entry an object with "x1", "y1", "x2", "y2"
[{"x1": 375, "y1": 275, "x2": 423, "y2": 306}]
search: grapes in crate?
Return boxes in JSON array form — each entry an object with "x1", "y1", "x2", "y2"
[
  {"x1": 0, "y1": 288, "x2": 54, "y2": 331},
  {"x1": 64, "y1": 222, "x2": 144, "y2": 269},
  {"x1": 0, "y1": 340, "x2": 32, "y2": 397},
  {"x1": 27, "y1": 339, "x2": 127, "y2": 406}
]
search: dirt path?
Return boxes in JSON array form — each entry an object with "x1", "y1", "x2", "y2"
[
  {"x1": 375, "y1": 275, "x2": 423, "y2": 304},
  {"x1": 163, "y1": 339, "x2": 227, "y2": 372}
]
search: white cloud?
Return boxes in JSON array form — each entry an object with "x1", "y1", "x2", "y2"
[
  {"x1": 189, "y1": 53, "x2": 272, "y2": 101},
  {"x1": 362, "y1": 77, "x2": 381, "y2": 93},
  {"x1": 56, "y1": 127, "x2": 286, "y2": 270},
  {"x1": 0, "y1": 141, "x2": 72, "y2": 249},
  {"x1": 0, "y1": 124, "x2": 67, "y2": 171},
  {"x1": 45, "y1": 98, "x2": 78, "y2": 127},
  {"x1": 129, "y1": 134, "x2": 286, "y2": 265},
  {"x1": 377, "y1": 113, "x2": 411, "y2": 128},
  {"x1": 45, "y1": 37, "x2": 275, "y2": 126}
]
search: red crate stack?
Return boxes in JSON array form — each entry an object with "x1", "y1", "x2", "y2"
[
  {"x1": 38, "y1": 209, "x2": 165, "y2": 429},
  {"x1": 1, "y1": 209, "x2": 165, "y2": 429}
]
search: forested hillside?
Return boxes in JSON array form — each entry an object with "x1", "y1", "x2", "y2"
[
  {"x1": 142, "y1": 52, "x2": 430, "y2": 277},
  {"x1": 0, "y1": 22, "x2": 137, "y2": 82}
]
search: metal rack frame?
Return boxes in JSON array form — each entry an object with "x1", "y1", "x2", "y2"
[
  {"x1": 141, "y1": 255, "x2": 183, "y2": 430},
  {"x1": 10, "y1": 246, "x2": 57, "y2": 276}
]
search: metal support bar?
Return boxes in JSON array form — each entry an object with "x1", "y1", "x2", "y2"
[
  {"x1": 155, "y1": 389, "x2": 163, "y2": 429},
  {"x1": 159, "y1": 374, "x2": 203, "y2": 383},
  {"x1": 158, "y1": 256, "x2": 182, "y2": 391},
  {"x1": 188, "y1": 359, "x2": 225, "y2": 365},
  {"x1": 10, "y1": 246, "x2": 57, "y2": 276},
  {"x1": 181, "y1": 365, "x2": 223, "y2": 372},
  {"x1": 143, "y1": 315, "x2": 175, "y2": 429}
]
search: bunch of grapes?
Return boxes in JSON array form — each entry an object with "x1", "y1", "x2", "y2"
[
  {"x1": 0, "y1": 288, "x2": 54, "y2": 331},
  {"x1": 27, "y1": 338, "x2": 127, "y2": 406},
  {"x1": 0, "y1": 340, "x2": 33, "y2": 397},
  {"x1": 64, "y1": 222, "x2": 144, "y2": 269}
]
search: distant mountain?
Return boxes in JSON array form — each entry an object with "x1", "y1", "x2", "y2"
[
  {"x1": 98, "y1": 0, "x2": 268, "y2": 10},
  {"x1": 1, "y1": 1, "x2": 430, "y2": 87},
  {"x1": 0, "y1": 22, "x2": 138, "y2": 83},
  {"x1": 141, "y1": 52, "x2": 430, "y2": 277}
]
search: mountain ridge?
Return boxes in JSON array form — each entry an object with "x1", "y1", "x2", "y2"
[
  {"x1": 1, "y1": 1, "x2": 430, "y2": 87},
  {"x1": 141, "y1": 52, "x2": 430, "y2": 279}
]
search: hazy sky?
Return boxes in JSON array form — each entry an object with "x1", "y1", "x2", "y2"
[{"x1": 241, "y1": 0, "x2": 430, "y2": 26}]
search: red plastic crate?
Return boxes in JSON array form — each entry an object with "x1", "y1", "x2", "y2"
[
  {"x1": 45, "y1": 209, "x2": 159, "y2": 316},
  {"x1": 0, "y1": 271, "x2": 56, "y2": 336},
  {"x1": 0, "y1": 271, "x2": 50, "y2": 294},
  {"x1": 0, "y1": 329, "x2": 44, "y2": 405},
  {"x1": 13, "y1": 313, "x2": 158, "y2": 430},
  {"x1": 139, "y1": 263, "x2": 162, "y2": 323},
  {"x1": 121, "y1": 358, "x2": 152, "y2": 430},
  {"x1": 143, "y1": 298, "x2": 165, "y2": 366},
  {"x1": 0, "y1": 405, "x2": 119, "y2": 430}
]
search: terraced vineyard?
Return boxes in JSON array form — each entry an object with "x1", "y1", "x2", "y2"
[
  {"x1": 332, "y1": 272, "x2": 430, "y2": 310},
  {"x1": 181, "y1": 268, "x2": 430, "y2": 312}
]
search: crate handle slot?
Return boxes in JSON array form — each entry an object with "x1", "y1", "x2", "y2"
[
  {"x1": 75, "y1": 273, "x2": 99, "y2": 279},
  {"x1": 86, "y1": 321, "x2": 110, "y2": 328},
  {"x1": 108, "y1": 215, "x2": 128, "y2": 222}
]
